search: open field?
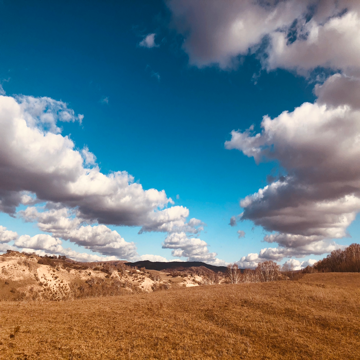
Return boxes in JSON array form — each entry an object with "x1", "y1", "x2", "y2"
[{"x1": 0, "y1": 273, "x2": 359, "y2": 359}]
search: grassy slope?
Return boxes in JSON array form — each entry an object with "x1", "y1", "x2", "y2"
[{"x1": 0, "y1": 273, "x2": 359, "y2": 359}]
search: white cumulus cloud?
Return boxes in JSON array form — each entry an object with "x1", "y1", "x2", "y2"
[
  {"x1": 282, "y1": 258, "x2": 317, "y2": 271},
  {"x1": 15, "y1": 234, "x2": 119, "y2": 262},
  {"x1": 168, "y1": 0, "x2": 360, "y2": 74},
  {"x1": 138, "y1": 254, "x2": 169, "y2": 262},
  {"x1": 226, "y1": 101, "x2": 360, "y2": 245},
  {"x1": 162, "y1": 232, "x2": 226, "y2": 265},
  {"x1": 0, "y1": 95, "x2": 196, "y2": 235},
  {"x1": 0, "y1": 226, "x2": 18, "y2": 243},
  {"x1": 20, "y1": 207, "x2": 137, "y2": 260}
]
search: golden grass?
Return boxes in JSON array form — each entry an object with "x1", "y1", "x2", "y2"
[
  {"x1": 0, "y1": 273, "x2": 359, "y2": 359},
  {"x1": 299, "y1": 272, "x2": 360, "y2": 288}
]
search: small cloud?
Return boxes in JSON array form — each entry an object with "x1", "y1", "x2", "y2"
[
  {"x1": 146, "y1": 65, "x2": 161, "y2": 82},
  {"x1": 229, "y1": 214, "x2": 241, "y2": 226},
  {"x1": 0, "y1": 77, "x2": 10, "y2": 96},
  {"x1": 176, "y1": 194, "x2": 180, "y2": 200},
  {"x1": 139, "y1": 33, "x2": 158, "y2": 48},
  {"x1": 100, "y1": 97, "x2": 109, "y2": 104},
  {"x1": 78, "y1": 114, "x2": 84, "y2": 124},
  {"x1": 151, "y1": 71, "x2": 161, "y2": 82},
  {"x1": 237, "y1": 230, "x2": 245, "y2": 239},
  {"x1": 251, "y1": 71, "x2": 263, "y2": 85}
]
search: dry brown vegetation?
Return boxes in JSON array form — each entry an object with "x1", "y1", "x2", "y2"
[
  {"x1": 314, "y1": 243, "x2": 360, "y2": 272},
  {"x1": 0, "y1": 272, "x2": 359, "y2": 359},
  {"x1": 1, "y1": 248, "x2": 360, "y2": 359}
]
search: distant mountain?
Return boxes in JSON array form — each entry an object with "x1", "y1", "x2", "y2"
[{"x1": 125, "y1": 260, "x2": 228, "y2": 273}]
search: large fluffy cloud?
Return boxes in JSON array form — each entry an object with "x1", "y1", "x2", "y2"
[
  {"x1": 162, "y1": 232, "x2": 226, "y2": 265},
  {"x1": 14, "y1": 234, "x2": 119, "y2": 262},
  {"x1": 168, "y1": 0, "x2": 360, "y2": 73},
  {"x1": 18, "y1": 204, "x2": 206, "y2": 260},
  {"x1": 170, "y1": 0, "x2": 360, "y2": 265},
  {"x1": 282, "y1": 258, "x2": 317, "y2": 271},
  {"x1": 140, "y1": 208, "x2": 205, "y2": 234},
  {"x1": 267, "y1": 5, "x2": 360, "y2": 73},
  {"x1": 168, "y1": 0, "x2": 306, "y2": 68},
  {"x1": 0, "y1": 225, "x2": 119, "y2": 262},
  {"x1": 0, "y1": 95, "x2": 199, "y2": 234},
  {"x1": 169, "y1": 0, "x2": 360, "y2": 266},
  {"x1": 0, "y1": 94, "x2": 208, "y2": 262},
  {"x1": 20, "y1": 207, "x2": 137, "y2": 259},
  {"x1": 237, "y1": 241, "x2": 340, "y2": 269},
  {"x1": 226, "y1": 99, "x2": 360, "y2": 239},
  {"x1": 226, "y1": 72, "x2": 360, "y2": 261}
]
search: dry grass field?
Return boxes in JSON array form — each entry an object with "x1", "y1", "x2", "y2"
[{"x1": 0, "y1": 273, "x2": 359, "y2": 359}]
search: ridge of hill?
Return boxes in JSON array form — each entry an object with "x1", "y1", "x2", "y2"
[
  {"x1": 0, "y1": 251, "x2": 226, "y2": 301},
  {"x1": 125, "y1": 260, "x2": 229, "y2": 273}
]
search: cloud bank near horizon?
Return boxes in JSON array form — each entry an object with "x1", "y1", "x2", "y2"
[{"x1": 0, "y1": 95, "x2": 224, "y2": 265}]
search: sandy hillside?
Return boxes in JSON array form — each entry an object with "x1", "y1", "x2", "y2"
[{"x1": 0, "y1": 251, "x2": 224, "y2": 301}]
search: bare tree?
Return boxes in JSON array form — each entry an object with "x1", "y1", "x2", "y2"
[
  {"x1": 256, "y1": 261, "x2": 280, "y2": 282},
  {"x1": 227, "y1": 263, "x2": 241, "y2": 284}
]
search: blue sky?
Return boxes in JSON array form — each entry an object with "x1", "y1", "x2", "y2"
[{"x1": 0, "y1": 0, "x2": 359, "y2": 269}]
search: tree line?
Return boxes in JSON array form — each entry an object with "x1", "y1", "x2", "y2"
[
  {"x1": 227, "y1": 261, "x2": 282, "y2": 284},
  {"x1": 227, "y1": 243, "x2": 360, "y2": 284},
  {"x1": 311, "y1": 243, "x2": 360, "y2": 273}
]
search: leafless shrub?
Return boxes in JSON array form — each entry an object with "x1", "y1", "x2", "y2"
[
  {"x1": 152, "y1": 283, "x2": 170, "y2": 291},
  {"x1": 227, "y1": 264, "x2": 241, "y2": 284},
  {"x1": 241, "y1": 269, "x2": 258, "y2": 283},
  {"x1": 256, "y1": 261, "x2": 280, "y2": 282},
  {"x1": 204, "y1": 271, "x2": 220, "y2": 285},
  {"x1": 149, "y1": 273, "x2": 160, "y2": 282}
]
